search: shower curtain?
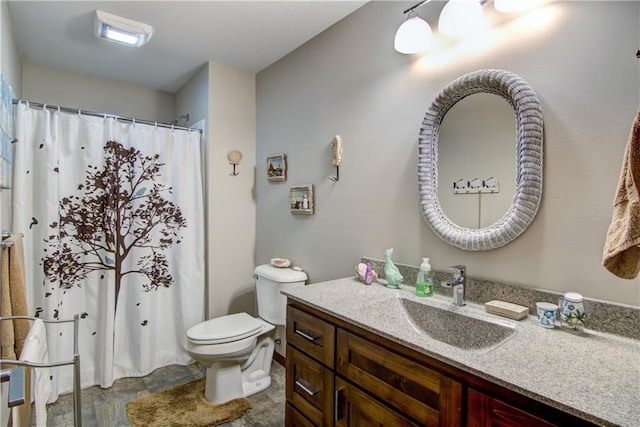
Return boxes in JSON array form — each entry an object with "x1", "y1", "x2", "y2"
[{"x1": 12, "y1": 103, "x2": 205, "y2": 401}]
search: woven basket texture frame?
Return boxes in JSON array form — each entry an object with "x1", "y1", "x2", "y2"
[{"x1": 419, "y1": 69, "x2": 543, "y2": 251}]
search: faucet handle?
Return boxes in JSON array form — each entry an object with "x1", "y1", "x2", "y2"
[{"x1": 450, "y1": 265, "x2": 466, "y2": 282}]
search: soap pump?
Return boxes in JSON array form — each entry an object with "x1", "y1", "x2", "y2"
[{"x1": 416, "y1": 258, "x2": 434, "y2": 297}]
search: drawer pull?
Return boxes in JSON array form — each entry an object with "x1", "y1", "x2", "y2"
[
  {"x1": 295, "y1": 328, "x2": 319, "y2": 342},
  {"x1": 295, "y1": 379, "x2": 318, "y2": 396}
]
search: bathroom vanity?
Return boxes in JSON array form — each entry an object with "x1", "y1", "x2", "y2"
[{"x1": 283, "y1": 278, "x2": 639, "y2": 426}]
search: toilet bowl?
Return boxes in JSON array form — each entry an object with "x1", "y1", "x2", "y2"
[
  {"x1": 187, "y1": 312, "x2": 276, "y2": 403},
  {"x1": 186, "y1": 264, "x2": 306, "y2": 404}
]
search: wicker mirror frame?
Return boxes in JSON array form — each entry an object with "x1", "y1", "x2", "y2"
[{"x1": 418, "y1": 69, "x2": 543, "y2": 251}]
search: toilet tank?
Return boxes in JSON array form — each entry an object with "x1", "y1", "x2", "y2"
[{"x1": 255, "y1": 264, "x2": 307, "y2": 325}]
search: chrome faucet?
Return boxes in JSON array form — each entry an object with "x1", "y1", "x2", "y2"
[{"x1": 449, "y1": 265, "x2": 466, "y2": 306}]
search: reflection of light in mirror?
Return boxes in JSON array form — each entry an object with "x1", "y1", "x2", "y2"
[{"x1": 411, "y1": 2, "x2": 561, "y2": 72}]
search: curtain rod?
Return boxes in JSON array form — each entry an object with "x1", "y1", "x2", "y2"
[{"x1": 12, "y1": 99, "x2": 202, "y2": 135}]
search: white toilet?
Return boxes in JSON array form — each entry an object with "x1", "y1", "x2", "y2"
[{"x1": 186, "y1": 264, "x2": 307, "y2": 404}]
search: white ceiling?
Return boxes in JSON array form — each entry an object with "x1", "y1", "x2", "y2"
[{"x1": 6, "y1": 1, "x2": 367, "y2": 93}]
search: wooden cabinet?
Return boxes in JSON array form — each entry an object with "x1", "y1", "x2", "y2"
[
  {"x1": 287, "y1": 305, "x2": 335, "y2": 368},
  {"x1": 287, "y1": 402, "x2": 317, "y2": 427},
  {"x1": 286, "y1": 346, "x2": 334, "y2": 427},
  {"x1": 467, "y1": 389, "x2": 556, "y2": 427},
  {"x1": 334, "y1": 377, "x2": 419, "y2": 427},
  {"x1": 337, "y1": 329, "x2": 462, "y2": 426},
  {"x1": 286, "y1": 301, "x2": 461, "y2": 426},
  {"x1": 285, "y1": 300, "x2": 592, "y2": 427}
]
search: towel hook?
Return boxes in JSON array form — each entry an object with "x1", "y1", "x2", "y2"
[{"x1": 330, "y1": 135, "x2": 342, "y2": 182}]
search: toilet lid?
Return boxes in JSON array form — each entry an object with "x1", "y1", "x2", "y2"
[{"x1": 187, "y1": 312, "x2": 263, "y2": 344}]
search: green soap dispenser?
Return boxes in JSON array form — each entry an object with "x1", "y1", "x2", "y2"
[{"x1": 416, "y1": 258, "x2": 434, "y2": 297}]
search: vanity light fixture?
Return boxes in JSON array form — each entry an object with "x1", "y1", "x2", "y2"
[
  {"x1": 394, "y1": 10, "x2": 434, "y2": 54},
  {"x1": 438, "y1": 0, "x2": 486, "y2": 37},
  {"x1": 394, "y1": 0, "x2": 535, "y2": 53},
  {"x1": 94, "y1": 10, "x2": 154, "y2": 47}
]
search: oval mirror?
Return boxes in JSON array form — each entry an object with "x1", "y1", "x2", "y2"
[
  {"x1": 418, "y1": 69, "x2": 543, "y2": 251},
  {"x1": 438, "y1": 93, "x2": 516, "y2": 229}
]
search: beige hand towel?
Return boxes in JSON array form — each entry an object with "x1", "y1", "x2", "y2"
[
  {"x1": 7, "y1": 235, "x2": 29, "y2": 356},
  {"x1": 1, "y1": 245, "x2": 16, "y2": 360},
  {"x1": 1, "y1": 235, "x2": 29, "y2": 361},
  {"x1": 603, "y1": 109, "x2": 640, "y2": 279}
]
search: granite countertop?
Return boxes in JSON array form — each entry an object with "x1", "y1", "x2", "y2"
[{"x1": 282, "y1": 277, "x2": 640, "y2": 427}]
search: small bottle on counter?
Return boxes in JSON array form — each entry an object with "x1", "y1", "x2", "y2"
[
  {"x1": 416, "y1": 258, "x2": 434, "y2": 297},
  {"x1": 364, "y1": 263, "x2": 374, "y2": 285}
]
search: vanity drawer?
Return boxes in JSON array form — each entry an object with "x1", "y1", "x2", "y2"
[
  {"x1": 335, "y1": 377, "x2": 419, "y2": 427},
  {"x1": 286, "y1": 346, "x2": 335, "y2": 427},
  {"x1": 287, "y1": 305, "x2": 335, "y2": 368},
  {"x1": 337, "y1": 329, "x2": 463, "y2": 426},
  {"x1": 286, "y1": 402, "x2": 316, "y2": 427},
  {"x1": 467, "y1": 389, "x2": 556, "y2": 427}
]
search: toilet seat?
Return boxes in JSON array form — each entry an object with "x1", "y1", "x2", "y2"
[
  {"x1": 187, "y1": 312, "x2": 264, "y2": 345},
  {"x1": 187, "y1": 335, "x2": 259, "y2": 359}
]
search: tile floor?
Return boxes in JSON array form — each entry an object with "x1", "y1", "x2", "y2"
[{"x1": 33, "y1": 361, "x2": 285, "y2": 426}]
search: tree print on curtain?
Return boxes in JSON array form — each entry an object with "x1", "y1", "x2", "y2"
[{"x1": 42, "y1": 140, "x2": 186, "y2": 316}]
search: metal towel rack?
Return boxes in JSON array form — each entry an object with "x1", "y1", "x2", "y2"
[
  {"x1": 0, "y1": 315, "x2": 82, "y2": 427},
  {"x1": 1, "y1": 231, "x2": 82, "y2": 426}
]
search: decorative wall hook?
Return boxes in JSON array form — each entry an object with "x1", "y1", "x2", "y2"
[
  {"x1": 468, "y1": 177, "x2": 481, "y2": 189},
  {"x1": 330, "y1": 135, "x2": 342, "y2": 182},
  {"x1": 226, "y1": 150, "x2": 242, "y2": 176}
]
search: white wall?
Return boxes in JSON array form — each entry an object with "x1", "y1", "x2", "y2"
[
  {"x1": 1, "y1": 3, "x2": 6, "y2": 423},
  {"x1": 176, "y1": 63, "x2": 210, "y2": 315},
  {"x1": 0, "y1": 1, "x2": 22, "y2": 422},
  {"x1": 176, "y1": 64, "x2": 209, "y2": 127},
  {"x1": 1, "y1": 0, "x2": 20, "y2": 95},
  {"x1": 1, "y1": 0, "x2": 21, "y2": 235},
  {"x1": 207, "y1": 62, "x2": 257, "y2": 319},
  {"x1": 256, "y1": 1, "x2": 640, "y2": 306},
  {"x1": 172, "y1": 61, "x2": 261, "y2": 345},
  {"x1": 22, "y1": 63, "x2": 176, "y2": 124}
]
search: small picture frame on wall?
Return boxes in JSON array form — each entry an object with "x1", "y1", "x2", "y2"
[
  {"x1": 290, "y1": 185, "x2": 314, "y2": 215},
  {"x1": 266, "y1": 153, "x2": 286, "y2": 182}
]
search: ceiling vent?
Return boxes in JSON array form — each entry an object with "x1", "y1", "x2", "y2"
[{"x1": 94, "y1": 10, "x2": 153, "y2": 47}]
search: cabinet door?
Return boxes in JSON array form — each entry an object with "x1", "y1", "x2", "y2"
[
  {"x1": 335, "y1": 377, "x2": 419, "y2": 427},
  {"x1": 467, "y1": 389, "x2": 556, "y2": 427},
  {"x1": 286, "y1": 402, "x2": 317, "y2": 427},
  {"x1": 287, "y1": 305, "x2": 335, "y2": 368},
  {"x1": 286, "y1": 346, "x2": 334, "y2": 427},
  {"x1": 337, "y1": 329, "x2": 462, "y2": 426}
]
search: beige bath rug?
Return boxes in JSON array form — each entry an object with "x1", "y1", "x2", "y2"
[{"x1": 126, "y1": 378, "x2": 251, "y2": 427}]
